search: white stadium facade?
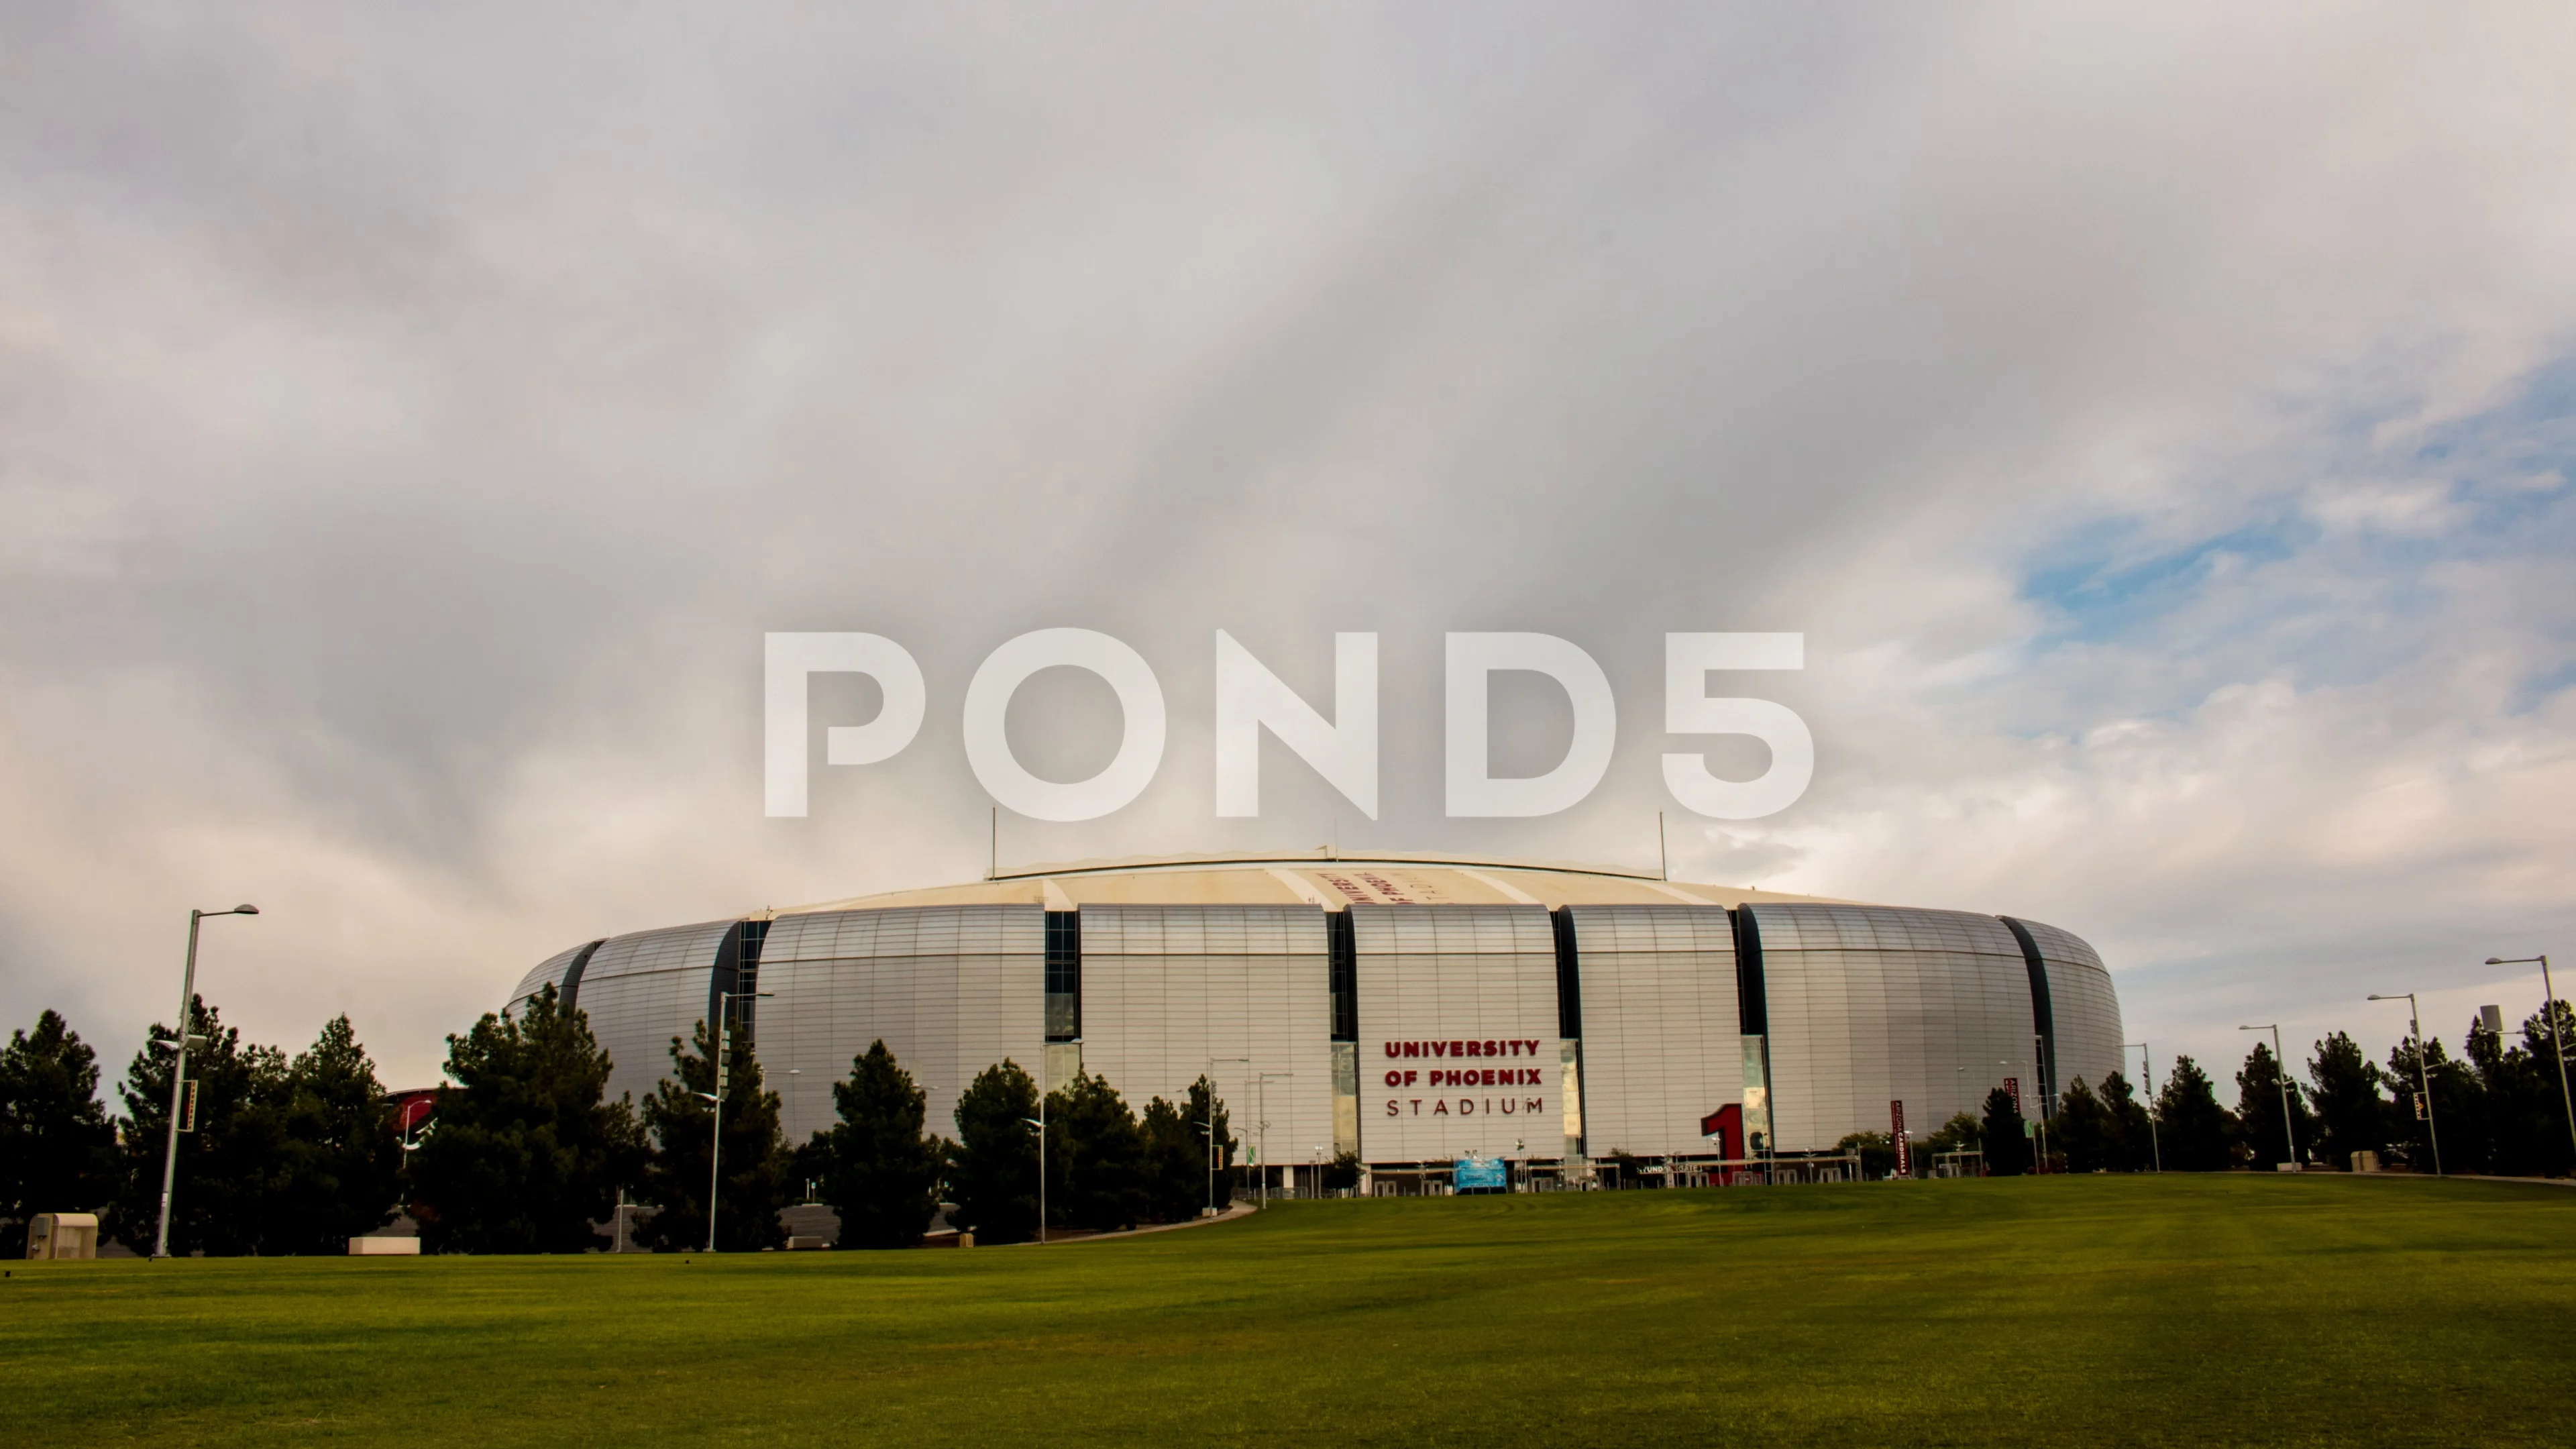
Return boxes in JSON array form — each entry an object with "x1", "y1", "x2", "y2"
[{"x1": 504, "y1": 853, "x2": 2123, "y2": 1184}]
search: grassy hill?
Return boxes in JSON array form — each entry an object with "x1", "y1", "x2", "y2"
[{"x1": 6, "y1": 1175, "x2": 2570, "y2": 1446}]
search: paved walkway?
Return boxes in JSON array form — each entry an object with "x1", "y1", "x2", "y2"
[
  {"x1": 2345, "y1": 1171, "x2": 2575, "y2": 1188},
  {"x1": 1030, "y1": 1201, "x2": 1259, "y2": 1246}
]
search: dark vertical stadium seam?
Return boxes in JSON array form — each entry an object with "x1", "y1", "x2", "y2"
[
  {"x1": 1550, "y1": 908, "x2": 1582, "y2": 1040},
  {"x1": 1999, "y1": 916, "x2": 2056, "y2": 1114},
  {"x1": 708, "y1": 919, "x2": 770, "y2": 1045},
  {"x1": 1731, "y1": 907, "x2": 1768, "y2": 1038},
  {"x1": 557, "y1": 938, "x2": 604, "y2": 1017},
  {"x1": 1328, "y1": 908, "x2": 1358, "y2": 1042}
]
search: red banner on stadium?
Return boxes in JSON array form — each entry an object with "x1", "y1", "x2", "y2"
[{"x1": 1891, "y1": 1100, "x2": 1909, "y2": 1177}]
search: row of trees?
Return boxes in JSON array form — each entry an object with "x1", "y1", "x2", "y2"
[
  {"x1": 2, "y1": 983, "x2": 1252, "y2": 1254},
  {"x1": 1, "y1": 1003, "x2": 402, "y2": 1256},
  {"x1": 1830, "y1": 1004, "x2": 2575, "y2": 1177},
  {"x1": 407, "y1": 984, "x2": 1258, "y2": 1252},
  {"x1": 14, "y1": 991, "x2": 2567, "y2": 1250}
]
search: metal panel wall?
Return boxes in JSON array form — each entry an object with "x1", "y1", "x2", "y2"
[
  {"x1": 1750, "y1": 905, "x2": 2039, "y2": 1152},
  {"x1": 1352, "y1": 905, "x2": 1563, "y2": 1163},
  {"x1": 569, "y1": 920, "x2": 738, "y2": 1116},
  {"x1": 757, "y1": 906, "x2": 1044, "y2": 1148},
  {"x1": 2015, "y1": 918, "x2": 2126, "y2": 1099},
  {"x1": 1566, "y1": 906, "x2": 1743, "y2": 1159},
  {"x1": 1077, "y1": 905, "x2": 1335, "y2": 1175}
]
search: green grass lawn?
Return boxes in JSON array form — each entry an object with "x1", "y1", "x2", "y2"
[{"x1": 5, "y1": 1176, "x2": 2570, "y2": 1447}]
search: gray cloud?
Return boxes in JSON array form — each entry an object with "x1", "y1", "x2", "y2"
[{"x1": 5, "y1": 2, "x2": 2574, "y2": 1090}]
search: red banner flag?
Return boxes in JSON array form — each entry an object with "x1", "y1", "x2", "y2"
[{"x1": 1891, "y1": 1100, "x2": 1910, "y2": 1177}]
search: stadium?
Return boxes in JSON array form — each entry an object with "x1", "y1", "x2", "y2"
[{"x1": 504, "y1": 853, "x2": 2123, "y2": 1187}]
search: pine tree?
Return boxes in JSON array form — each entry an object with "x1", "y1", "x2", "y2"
[
  {"x1": 408, "y1": 983, "x2": 645, "y2": 1254},
  {"x1": 1979, "y1": 1087, "x2": 2027, "y2": 1176},
  {"x1": 2235, "y1": 1041, "x2": 2313, "y2": 1169},
  {"x1": 2383, "y1": 1032, "x2": 2471, "y2": 1173},
  {"x1": 2514, "y1": 1002, "x2": 2576, "y2": 1179},
  {"x1": 637, "y1": 1018, "x2": 789, "y2": 1252},
  {"x1": 1322, "y1": 1148, "x2": 1362, "y2": 1193},
  {"x1": 2305, "y1": 1031, "x2": 2384, "y2": 1171},
  {"x1": 264, "y1": 1016, "x2": 402, "y2": 1254},
  {"x1": 2156, "y1": 1054, "x2": 2231, "y2": 1171},
  {"x1": 1135, "y1": 1075, "x2": 1238, "y2": 1221},
  {"x1": 949, "y1": 1060, "x2": 1040, "y2": 1244},
  {"x1": 815, "y1": 1039, "x2": 943, "y2": 1248},
  {"x1": 1, "y1": 1010, "x2": 119, "y2": 1256},
  {"x1": 2053, "y1": 1077, "x2": 2112, "y2": 1173},
  {"x1": 1140, "y1": 1097, "x2": 1203, "y2": 1222},
  {"x1": 2098, "y1": 1071, "x2": 2155, "y2": 1171},
  {"x1": 1049, "y1": 1071, "x2": 1145, "y2": 1230},
  {"x1": 108, "y1": 996, "x2": 288, "y2": 1255}
]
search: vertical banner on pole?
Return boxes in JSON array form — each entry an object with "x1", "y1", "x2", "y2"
[
  {"x1": 1890, "y1": 1100, "x2": 1909, "y2": 1178},
  {"x1": 2004, "y1": 1076, "x2": 2021, "y2": 1116}
]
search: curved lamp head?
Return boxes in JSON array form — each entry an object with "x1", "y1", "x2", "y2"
[{"x1": 233, "y1": 904, "x2": 259, "y2": 916}]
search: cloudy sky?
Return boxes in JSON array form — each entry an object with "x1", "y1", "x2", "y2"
[{"x1": 6, "y1": 3, "x2": 2573, "y2": 1097}]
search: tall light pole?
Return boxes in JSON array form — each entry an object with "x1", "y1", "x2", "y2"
[
  {"x1": 2368, "y1": 994, "x2": 2441, "y2": 1176},
  {"x1": 2123, "y1": 1042, "x2": 2161, "y2": 1172},
  {"x1": 2031, "y1": 1033, "x2": 2052, "y2": 1171},
  {"x1": 2486, "y1": 956, "x2": 2574, "y2": 1166},
  {"x1": 154, "y1": 904, "x2": 258, "y2": 1260},
  {"x1": 1022, "y1": 1116, "x2": 1046, "y2": 1243},
  {"x1": 2238, "y1": 1024, "x2": 2298, "y2": 1168},
  {"x1": 1203, "y1": 1055, "x2": 1246, "y2": 1217},
  {"x1": 1254, "y1": 1072, "x2": 1293, "y2": 1208},
  {"x1": 697, "y1": 987, "x2": 772, "y2": 1252}
]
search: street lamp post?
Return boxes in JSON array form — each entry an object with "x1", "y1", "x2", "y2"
[
  {"x1": 1203, "y1": 1055, "x2": 1247, "y2": 1217},
  {"x1": 2486, "y1": 956, "x2": 2575, "y2": 1166},
  {"x1": 1022, "y1": 1116, "x2": 1046, "y2": 1244},
  {"x1": 2238, "y1": 1024, "x2": 2297, "y2": 1168},
  {"x1": 2367, "y1": 994, "x2": 2441, "y2": 1176},
  {"x1": 154, "y1": 904, "x2": 258, "y2": 1260},
  {"x1": 698, "y1": 988, "x2": 773, "y2": 1253},
  {"x1": 2123, "y1": 1042, "x2": 2161, "y2": 1173},
  {"x1": 1254, "y1": 1072, "x2": 1293, "y2": 1209},
  {"x1": 2032, "y1": 1033, "x2": 2053, "y2": 1171}
]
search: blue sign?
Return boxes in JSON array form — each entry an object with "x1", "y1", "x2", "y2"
[{"x1": 1454, "y1": 1157, "x2": 1506, "y2": 1191}]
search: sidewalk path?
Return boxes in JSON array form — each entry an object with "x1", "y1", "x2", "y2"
[{"x1": 1034, "y1": 1202, "x2": 1259, "y2": 1246}]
